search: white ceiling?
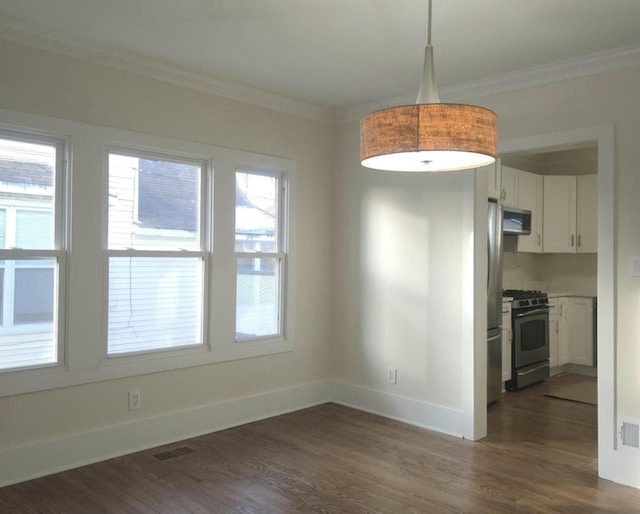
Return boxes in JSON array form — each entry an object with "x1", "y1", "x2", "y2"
[{"x1": 2, "y1": 0, "x2": 640, "y2": 119}]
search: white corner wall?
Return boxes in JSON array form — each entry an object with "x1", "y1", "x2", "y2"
[{"x1": 331, "y1": 123, "x2": 481, "y2": 439}]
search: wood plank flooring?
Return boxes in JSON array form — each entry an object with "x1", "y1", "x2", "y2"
[{"x1": 1, "y1": 373, "x2": 639, "y2": 513}]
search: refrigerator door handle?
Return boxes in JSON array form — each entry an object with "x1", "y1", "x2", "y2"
[{"x1": 488, "y1": 333, "x2": 501, "y2": 343}]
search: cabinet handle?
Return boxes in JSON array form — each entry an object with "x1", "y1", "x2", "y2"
[
  {"x1": 571, "y1": 235, "x2": 575, "y2": 247},
  {"x1": 537, "y1": 234, "x2": 541, "y2": 246},
  {"x1": 578, "y1": 234, "x2": 582, "y2": 247}
]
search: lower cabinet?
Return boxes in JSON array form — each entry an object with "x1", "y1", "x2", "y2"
[
  {"x1": 501, "y1": 302, "x2": 512, "y2": 382},
  {"x1": 548, "y1": 298, "x2": 559, "y2": 369},
  {"x1": 556, "y1": 296, "x2": 594, "y2": 367}
]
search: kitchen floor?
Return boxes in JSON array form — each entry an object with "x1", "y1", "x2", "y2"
[{"x1": 489, "y1": 372, "x2": 597, "y2": 459}]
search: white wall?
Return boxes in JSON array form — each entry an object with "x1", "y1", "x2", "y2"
[
  {"x1": 0, "y1": 40, "x2": 334, "y2": 481},
  {"x1": 331, "y1": 122, "x2": 480, "y2": 437}
]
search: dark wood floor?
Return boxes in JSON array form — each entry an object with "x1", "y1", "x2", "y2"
[{"x1": 1, "y1": 373, "x2": 639, "y2": 513}]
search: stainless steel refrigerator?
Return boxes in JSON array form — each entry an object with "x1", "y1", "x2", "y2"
[{"x1": 487, "y1": 200, "x2": 503, "y2": 404}]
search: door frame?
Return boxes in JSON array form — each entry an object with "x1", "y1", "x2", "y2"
[{"x1": 468, "y1": 125, "x2": 615, "y2": 480}]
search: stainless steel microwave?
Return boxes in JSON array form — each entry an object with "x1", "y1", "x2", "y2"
[{"x1": 503, "y1": 207, "x2": 532, "y2": 235}]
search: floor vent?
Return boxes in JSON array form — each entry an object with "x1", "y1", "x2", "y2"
[
  {"x1": 153, "y1": 446, "x2": 196, "y2": 461},
  {"x1": 620, "y1": 421, "x2": 640, "y2": 450}
]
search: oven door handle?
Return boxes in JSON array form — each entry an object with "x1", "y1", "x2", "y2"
[
  {"x1": 518, "y1": 363, "x2": 549, "y2": 376},
  {"x1": 515, "y1": 308, "x2": 549, "y2": 318}
]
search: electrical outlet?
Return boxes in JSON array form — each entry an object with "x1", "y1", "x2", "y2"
[
  {"x1": 580, "y1": 264, "x2": 588, "y2": 275},
  {"x1": 387, "y1": 367, "x2": 397, "y2": 384},
  {"x1": 128, "y1": 389, "x2": 141, "y2": 410}
]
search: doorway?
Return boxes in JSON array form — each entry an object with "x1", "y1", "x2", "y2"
[{"x1": 469, "y1": 125, "x2": 615, "y2": 481}]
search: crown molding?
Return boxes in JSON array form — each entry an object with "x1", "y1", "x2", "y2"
[
  {"x1": 0, "y1": 18, "x2": 336, "y2": 124},
  {"x1": 3, "y1": 16, "x2": 640, "y2": 127},
  {"x1": 336, "y1": 43, "x2": 640, "y2": 124}
]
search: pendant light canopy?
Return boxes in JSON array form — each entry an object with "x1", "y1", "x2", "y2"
[{"x1": 360, "y1": 0, "x2": 497, "y2": 172}]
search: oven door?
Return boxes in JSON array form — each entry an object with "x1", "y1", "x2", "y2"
[{"x1": 513, "y1": 308, "x2": 549, "y2": 368}]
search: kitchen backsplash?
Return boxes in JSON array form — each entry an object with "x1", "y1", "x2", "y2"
[{"x1": 503, "y1": 252, "x2": 597, "y2": 296}]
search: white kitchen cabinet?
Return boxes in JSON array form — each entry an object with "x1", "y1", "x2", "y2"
[
  {"x1": 543, "y1": 175, "x2": 577, "y2": 253},
  {"x1": 501, "y1": 165, "x2": 518, "y2": 207},
  {"x1": 542, "y1": 175, "x2": 597, "y2": 253},
  {"x1": 485, "y1": 159, "x2": 502, "y2": 200},
  {"x1": 516, "y1": 170, "x2": 544, "y2": 253},
  {"x1": 501, "y1": 302, "x2": 512, "y2": 382},
  {"x1": 548, "y1": 298, "x2": 559, "y2": 370},
  {"x1": 557, "y1": 296, "x2": 594, "y2": 367},
  {"x1": 557, "y1": 297, "x2": 571, "y2": 365},
  {"x1": 577, "y1": 175, "x2": 598, "y2": 253}
]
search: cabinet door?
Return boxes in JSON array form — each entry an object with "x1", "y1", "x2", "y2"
[
  {"x1": 501, "y1": 304, "x2": 512, "y2": 382},
  {"x1": 577, "y1": 175, "x2": 597, "y2": 253},
  {"x1": 557, "y1": 297, "x2": 570, "y2": 365},
  {"x1": 501, "y1": 166, "x2": 518, "y2": 207},
  {"x1": 566, "y1": 297, "x2": 594, "y2": 366},
  {"x1": 543, "y1": 176, "x2": 577, "y2": 253},
  {"x1": 548, "y1": 299, "x2": 559, "y2": 369},
  {"x1": 485, "y1": 159, "x2": 502, "y2": 200},
  {"x1": 516, "y1": 171, "x2": 544, "y2": 253}
]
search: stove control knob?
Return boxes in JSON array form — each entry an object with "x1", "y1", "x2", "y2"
[{"x1": 519, "y1": 300, "x2": 528, "y2": 307}]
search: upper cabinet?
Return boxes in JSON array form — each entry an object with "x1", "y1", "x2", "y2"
[
  {"x1": 543, "y1": 175, "x2": 597, "y2": 253},
  {"x1": 576, "y1": 175, "x2": 598, "y2": 253},
  {"x1": 501, "y1": 166, "x2": 518, "y2": 207},
  {"x1": 543, "y1": 176, "x2": 577, "y2": 252},
  {"x1": 486, "y1": 159, "x2": 502, "y2": 201},
  {"x1": 516, "y1": 170, "x2": 544, "y2": 253}
]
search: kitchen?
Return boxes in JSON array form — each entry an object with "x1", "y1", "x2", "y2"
[{"x1": 488, "y1": 145, "x2": 598, "y2": 401}]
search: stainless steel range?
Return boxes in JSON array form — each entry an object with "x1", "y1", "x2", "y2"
[{"x1": 503, "y1": 290, "x2": 550, "y2": 391}]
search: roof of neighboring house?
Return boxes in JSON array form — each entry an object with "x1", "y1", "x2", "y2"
[
  {"x1": 0, "y1": 159, "x2": 53, "y2": 187},
  {"x1": 138, "y1": 159, "x2": 275, "y2": 234},
  {"x1": 138, "y1": 159, "x2": 198, "y2": 232}
]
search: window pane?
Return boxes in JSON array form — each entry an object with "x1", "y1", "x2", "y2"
[
  {"x1": 235, "y1": 171, "x2": 277, "y2": 252},
  {"x1": 108, "y1": 257, "x2": 203, "y2": 355},
  {"x1": 236, "y1": 257, "x2": 280, "y2": 339},
  {"x1": 0, "y1": 138, "x2": 55, "y2": 250},
  {"x1": 108, "y1": 153, "x2": 201, "y2": 250},
  {"x1": 0, "y1": 259, "x2": 56, "y2": 371},
  {"x1": 14, "y1": 264, "x2": 54, "y2": 324},
  {"x1": 16, "y1": 210, "x2": 53, "y2": 249}
]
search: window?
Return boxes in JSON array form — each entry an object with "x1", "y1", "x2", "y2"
[
  {"x1": 106, "y1": 151, "x2": 206, "y2": 356},
  {"x1": 235, "y1": 169, "x2": 286, "y2": 340},
  {"x1": 0, "y1": 133, "x2": 65, "y2": 372}
]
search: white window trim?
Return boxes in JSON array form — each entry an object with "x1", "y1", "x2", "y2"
[
  {"x1": 0, "y1": 109, "x2": 295, "y2": 397},
  {"x1": 0, "y1": 127, "x2": 68, "y2": 375}
]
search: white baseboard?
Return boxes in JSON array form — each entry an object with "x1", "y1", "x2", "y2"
[
  {"x1": 8, "y1": 380, "x2": 635, "y2": 492},
  {"x1": 613, "y1": 449, "x2": 640, "y2": 489},
  {"x1": 331, "y1": 381, "x2": 464, "y2": 438},
  {"x1": 0, "y1": 380, "x2": 333, "y2": 487}
]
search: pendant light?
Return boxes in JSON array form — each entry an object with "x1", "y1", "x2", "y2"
[{"x1": 360, "y1": 0, "x2": 497, "y2": 172}]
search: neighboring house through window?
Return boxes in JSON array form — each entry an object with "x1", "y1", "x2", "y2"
[
  {"x1": 235, "y1": 169, "x2": 286, "y2": 340},
  {"x1": 107, "y1": 151, "x2": 205, "y2": 356}
]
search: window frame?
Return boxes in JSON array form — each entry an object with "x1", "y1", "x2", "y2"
[
  {"x1": 0, "y1": 128, "x2": 68, "y2": 373},
  {"x1": 234, "y1": 168, "x2": 288, "y2": 342},
  {"x1": 103, "y1": 146, "x2": 211, "y2": 360},
  {"x1": 0, "y1": 109, "x2": 295, "y2": 397}
]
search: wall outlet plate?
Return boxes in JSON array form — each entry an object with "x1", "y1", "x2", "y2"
[
  {"x1": 387, "y1": 367, "x2": 397, "y2": 384},
  {"x1": 128, "y1": 389, "x2": 141, "y2": 410}
]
